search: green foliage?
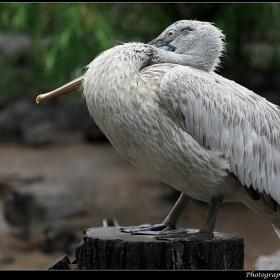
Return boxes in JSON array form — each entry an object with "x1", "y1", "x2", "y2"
[
  {"x1": 1, "y1": 3, "x2": 280, "y2": 102},
  {"x1": 0, "y1": 3, "x2": 115, "y2": 101}
]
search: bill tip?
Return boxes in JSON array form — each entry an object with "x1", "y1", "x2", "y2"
[{"x1": 36, "y1": 95, "x2": 41, "y2": 104}]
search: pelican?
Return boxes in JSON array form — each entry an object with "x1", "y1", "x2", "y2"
[{"x1": 36, "y1": 20, "x2": 280, "y2": 241}]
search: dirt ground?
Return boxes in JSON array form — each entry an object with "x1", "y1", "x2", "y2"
[{"x1": 0, "y1": 131, "x2": 279, "y2": 270}]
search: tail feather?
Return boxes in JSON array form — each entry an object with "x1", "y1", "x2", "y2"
[
  {"x1": 271, "y1": 223, "x2": 280, "y2": 239},
  {"x1": 240, "y1": 193, "x2": 280, "y2": 239}
]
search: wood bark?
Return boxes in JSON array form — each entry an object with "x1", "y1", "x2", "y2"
[{"x1": 42, "y1": 255, "x2": 71, "y2": 270}]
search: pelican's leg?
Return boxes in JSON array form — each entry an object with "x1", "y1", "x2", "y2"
[
  {"x1": 119, "y1": 193, "x2": 192, "y2": 235},
  {"x1": 156, "y1": 195, "x2": 223, "y2": 241}
]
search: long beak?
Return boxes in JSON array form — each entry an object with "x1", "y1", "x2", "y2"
[{"x1": 36, "y1": 76, "x2": 84, "y2": 104}]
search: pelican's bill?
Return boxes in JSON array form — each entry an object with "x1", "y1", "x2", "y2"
[{"x1": 36, "y1": 76, "x2": 84, "y2": 104}]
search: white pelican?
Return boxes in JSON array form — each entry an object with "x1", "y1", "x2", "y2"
[{"x1": 36, "y1": 20, "x2": 280, "y2": 241}]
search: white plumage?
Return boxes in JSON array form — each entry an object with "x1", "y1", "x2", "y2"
[{"x1": 36, "y1": 20, "x2": 280, "y2": 241}]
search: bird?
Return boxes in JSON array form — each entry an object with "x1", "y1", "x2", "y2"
[{"x1": 36, "y1": 19, "x2": 280, "y2": 242}]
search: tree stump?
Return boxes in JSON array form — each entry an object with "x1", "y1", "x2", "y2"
[
  {"x1": 74, "y1": 227, "x2": 244, "y2": 270},
  {"x1": 42, "y1": 255, "x2": 71, "y2": 270}
]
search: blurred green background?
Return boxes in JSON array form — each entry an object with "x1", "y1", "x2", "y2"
[{"x1": 1, "y1": 2, "x2": 280, "y2": 105}]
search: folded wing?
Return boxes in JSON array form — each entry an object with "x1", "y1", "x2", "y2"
[{"x1": 159, "y1": 66, "x2": 280, "y2": 205}]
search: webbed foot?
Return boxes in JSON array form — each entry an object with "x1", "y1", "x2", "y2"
[
  {"x1": 119, "y1": 223, "x2": 186, "y2": 235},
  {"x1": 155, "y1": 229, "x2": 214, "y2": 242},
  {"x1": 120, "y1": 193, "x2": 192, "y2": 236}
]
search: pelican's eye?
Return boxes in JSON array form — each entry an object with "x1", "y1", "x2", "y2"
[{"x1": 164, "y1": 29, "x2": 176, "y2": 41}]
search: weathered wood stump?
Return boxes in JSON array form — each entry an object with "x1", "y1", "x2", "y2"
[
  {"x1": 74, "y1": 227, "x2": 244, "y2": 270},
  {"x1": 42, "y1": 255, "x2": 71, "y2": 270}
]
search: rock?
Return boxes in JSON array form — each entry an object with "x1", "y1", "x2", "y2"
[
  {"x1": 21, "y1": 120, "x2": 56, "y2": 147},
  {"x1": 39, "y1": 226, "x2": 79, "y2": 255},
  {"x1": 2, "y1": 181, "x2": 87, "y2": 240},
  {"x1": 253, "y1": 249, "x2": 280, "y2": 270},
  {"x1": 0, "y1": 99, "x2": 56, "y2": 146},
  {"x1": 0, "y1": 172, "x2": 43, "y2": 198},
  {"x1": 0, "y1": 97, "x2": 108, "y2": 146}
]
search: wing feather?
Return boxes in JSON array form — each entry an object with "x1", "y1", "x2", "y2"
[{"x1": 159, "y1": 67, "x2": 280, "y2": 204}]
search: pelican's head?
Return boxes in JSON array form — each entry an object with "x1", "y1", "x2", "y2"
[{"x1": 147, "y1": 20, "x2": 226, "y2": 72}]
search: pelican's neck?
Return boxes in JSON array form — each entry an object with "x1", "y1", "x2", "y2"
[
  {"x1": 154, "y1": 45, "x2": 223, "y2": 73},
  {"x1": 151, "y1": 50, "x2": 214, "y2": 71},
  {"x1": 86, "y1": 42, "x2": 221, "y2": 83},
  {"x1": 143, "y1": 43, "x2": 223, "y2": 73}
]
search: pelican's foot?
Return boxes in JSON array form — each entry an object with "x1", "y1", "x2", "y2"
[
  {"x1": 155, "y1": 229, "x2": 214, "y2": 242},
  {"x1": 119, "y1": 224, "x2": 186, "y2": 236}
]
